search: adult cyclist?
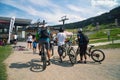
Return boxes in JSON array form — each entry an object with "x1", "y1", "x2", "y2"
[
  {"x1": 38, "y1": 20, "x2": 51, "y2": 65},
  {"x1": 77, "y1": 28, "x2": 89, "y2": 63},
  {"x1": 56, "y1": 27, "x2": 67, "y2": 62}
]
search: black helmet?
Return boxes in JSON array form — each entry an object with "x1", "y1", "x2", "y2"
[{"x1": 59, "y1": 27, "x2": 64, "y2": 32}]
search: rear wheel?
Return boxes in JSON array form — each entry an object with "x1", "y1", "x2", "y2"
[
  {"x1": 41, "y1": 52, "x2": 47, "y2": 70},
  {"x1": 91, "y1": 49, "x2": 105, "y2": 62}
]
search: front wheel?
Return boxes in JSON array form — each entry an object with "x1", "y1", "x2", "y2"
[
  {"x1": 68, "y1": 47, "x2": 76, "y2": 65},
  {"x1": 91, "y1": 49, "x2": 105, "y2": 62}
]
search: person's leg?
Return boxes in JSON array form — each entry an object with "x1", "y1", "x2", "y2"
[
  {"x1": 58, "y1": 46, "x2": 63, "y2": 62},
  {"x1": 38, "y1": 42, "x2": 42, "y2": 55},
  {"x1": 79, "y1": 45, "x2": 84, "y2": 63},
  {"x1": 33, "y1": 44, "x2": 36, "y2": 54},
  {"x1": 27, "y1": 41, "x2": 30, "y2": 49},
  {"x1": 30, "y1": 42, "x2": 32, "y2": 49},
  {"x1": 83, "y1": 45, "x2": 87, "y2": 63},
  {"x1": 45, "y1": 42, "x2": 51, "y2": 60}
]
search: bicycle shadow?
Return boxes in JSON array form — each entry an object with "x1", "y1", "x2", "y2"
[
  {"x1": 30, "y1": 58, "x2": 44, "y2": 72},
  {"x1": 51, "y1": 56, "x2": 74, "y2": 67},
  {"x1": 9, "y1": 58, "x2": 46, "y2": 72},
  {"x1": 9, "y1": 62, "x2": 31, "y2": 69}
]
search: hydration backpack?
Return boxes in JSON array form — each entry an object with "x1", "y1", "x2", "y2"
[
  {"x1": 79, "y1": 33, "x2": 89, "y2": 44},
  {"x1": 39, "y1": 28, "x2": 50, "y2": 38},
  {"x1": 83, "y1": 35, "x2": 89, "y2": 44}
]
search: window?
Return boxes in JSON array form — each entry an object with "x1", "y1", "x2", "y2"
[
  {"x1": 0, "y1": 29, "x2": 2, "y2": 33},
  {"x1": 4, "y1": 28, "x2": 8, "y2": 33}
]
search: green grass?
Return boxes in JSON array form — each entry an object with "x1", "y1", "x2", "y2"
[
  {"x1": 0, "y1": 46, "x2": 12, "y2": 80},
  {"x1": 95, "y1": 43, "x2": 120, "y2": 49},
  {"x1": 66, "y1": 27, "x2": 120, "y2": 44},
  {"x1": 88, "y1": 28, "x2": 120, "y2": 42}
]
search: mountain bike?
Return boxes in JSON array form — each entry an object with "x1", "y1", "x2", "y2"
[
  {"x1": 75, "y1": 45, "x2": 105, "y2": 63},
  {"x1": 39, "y1": 42, "x2": 47, "y2": 70},
  {"x1": 65, "y1": 42, "x2": 76, "y2": 65},
  {"x1": 61, "y1": 41, "x2": 76, "y2": 65}
]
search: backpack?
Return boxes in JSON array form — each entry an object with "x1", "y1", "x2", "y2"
[
  {"x1": 79, "y1": 33, "x2": 89, "y2": 44},
  {"x1": 39, "y1": 28, "x2": 50, "y2": 38},
  {"x1": 83, "y1": 34, "x2": 89, "y2": 44}
]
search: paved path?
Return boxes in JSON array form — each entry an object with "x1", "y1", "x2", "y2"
[
  {"x1": 4, "y1": 42, "x2": 120, "y2": 80},
  {"x1": 89, "y1": 40, "x2": 120, "y2": 46}
]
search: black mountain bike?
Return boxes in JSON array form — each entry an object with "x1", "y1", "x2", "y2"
[
  {"x1": 75, "y1": 45, "x2": 105, "y2": 63},
  {"x1": 40, "y1": 43, "x2": 47, "y2": 70}
]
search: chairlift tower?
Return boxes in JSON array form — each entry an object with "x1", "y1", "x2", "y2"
[{"x1": 59, "y1": 15, "x2": 69, "y2": 28}]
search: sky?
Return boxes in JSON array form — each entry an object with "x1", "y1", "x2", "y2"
[{"x1": 0, "y1": 0, "x2": 120, "y2": 26}]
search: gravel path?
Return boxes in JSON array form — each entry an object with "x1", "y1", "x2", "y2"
[{"x1": 4, "y1": 42, "x2": 120, "y2": 80}]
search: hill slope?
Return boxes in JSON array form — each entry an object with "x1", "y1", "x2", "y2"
[{"x1": 51, "y1": 6, "x2": 120, "y2": 29}]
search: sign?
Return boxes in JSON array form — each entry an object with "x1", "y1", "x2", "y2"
[{"x1": 7, "y1": 17, "x2": 15, "y2": 43}]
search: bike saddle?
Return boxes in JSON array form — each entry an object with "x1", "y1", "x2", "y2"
[{"x1": 89, "y1": 45, "x2": 94, "y2": 47}]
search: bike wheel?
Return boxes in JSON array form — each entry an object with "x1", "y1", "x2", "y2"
[
  {"x1": 41, "y1": 52, "x2": 47, "y2": 70},
  {"x1": 68, "y1": 47, "x2": 76, "y2": 65},
  {"x1": 74, "y1": 47, "x2": 80, "y2": 61},
  {"x1": 91, "y1": 49, "x2": 105, "y2": 62}
]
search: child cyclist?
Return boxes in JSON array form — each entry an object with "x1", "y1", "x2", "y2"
[{"x1": 32, "y1": 35, "x2": 37, "y2": 54}]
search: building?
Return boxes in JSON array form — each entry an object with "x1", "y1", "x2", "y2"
[{"x1": 0, "y1": 16, "x2": 32, "y2": 42}]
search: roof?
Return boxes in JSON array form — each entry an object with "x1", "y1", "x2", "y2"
[{"x1": 0, "y1": 16, "x2": 32, "y2": 26}]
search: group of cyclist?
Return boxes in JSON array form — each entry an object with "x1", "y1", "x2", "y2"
[{"x1": 27, "y1": 20, "x2": 89, "y2": 65}]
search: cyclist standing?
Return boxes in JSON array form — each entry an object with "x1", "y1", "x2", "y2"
[
  {"x1": 38, "y1": 20, "x2": 51, "y2": 65},
  {"x1": 56, "y1": 27, "x2": 67, "y2": 62},
  {"x1": 77, "y1": 28, "x2": 89, "y2": 63}
]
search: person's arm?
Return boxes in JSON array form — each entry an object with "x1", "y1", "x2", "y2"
[{"x1": 77, "y1": 33, "x2": 80, "y2": 40}]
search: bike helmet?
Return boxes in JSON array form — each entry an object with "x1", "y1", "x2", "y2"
[
  {"x1": 78, "y1": 28, "x2": 82, "y2": 33},
  {"x1": 59, "y1": 27, "x2": 64, "y2": 32}
]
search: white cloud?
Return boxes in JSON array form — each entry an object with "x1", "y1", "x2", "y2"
[
  {"x1": 91, "y1": 0, "x2": 119, "y2": 7},
  {"x1": 1, "y1": 0, "x2": 119, "y2": 25},
  {"x1": 67, "y1": 5, "x2": 82, "y2": 12}
]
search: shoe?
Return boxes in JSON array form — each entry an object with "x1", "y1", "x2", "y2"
[
  {"x1": 77, "y1": 60, "x2": 83, "y2": 63},
  {"x1": 84, "y1": 61, "x2": 86, "y2": 64},
  {"x1": 62, "y1": 56, "x2": 66, "y2": 59},
  {"x1": 59, "y1": 58, "x2": 63, "y2": 63},
  {"x1": 39, "y1": 51, "x2": 41, "y2": 55}
]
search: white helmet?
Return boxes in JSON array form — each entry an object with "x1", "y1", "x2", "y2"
[{"x1": 78, "y1": 28, "x2": 82, "y2": 32}]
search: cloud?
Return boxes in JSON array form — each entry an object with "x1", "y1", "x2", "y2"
[
  {"x1": 67, "y1": 5, "x2": 82, "y2": 12},
  {"x1": 91, "y1": 0, "x2": 119, "y2": 8},
  {"x1": 1, "y1": 0, "x2": 119, "y2": 25}
]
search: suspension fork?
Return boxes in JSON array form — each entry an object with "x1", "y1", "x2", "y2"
[{"x1": 88, "y1": 45, "x2": 94, "y2": 53}]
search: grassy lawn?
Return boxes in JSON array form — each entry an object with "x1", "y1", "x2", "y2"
[{"x1": 0, "y1": 46, "x2": 12, "y2": 80}]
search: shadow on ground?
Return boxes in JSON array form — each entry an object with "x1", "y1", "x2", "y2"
[
  {"x1": 51, "y1": 56, "x2": 74, "y2": 67},
  {"x1": 9, "y1": 58, "x2": 45, "y2": 72}
]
